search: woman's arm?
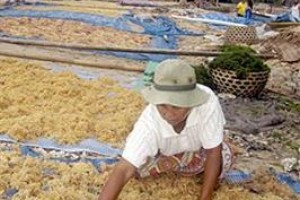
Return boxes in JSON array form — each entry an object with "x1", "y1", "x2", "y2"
[
  {"x1": 98, "y1": 159, "x2": 136, "y2": 200},
  {"x1": 199, "y1": 144, "x2": 222, "y2": 200}
]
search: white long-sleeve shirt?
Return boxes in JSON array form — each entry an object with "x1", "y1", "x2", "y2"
[{"x1": 122, "y1": 85, "x2": 225, "y2": 168}]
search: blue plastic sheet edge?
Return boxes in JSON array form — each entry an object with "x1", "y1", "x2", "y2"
[
  {"x1": 0, "y1": 134, "x2": 299, "y2": 195},
  {"x1": 0, "y1": 134, "x2": 121, "y2": 169},
  {"x1": 276, "y1": 173, "x2": 300, "y2": 194},
  {"x1": 197, "y1": 12, "x2": 273, "y2": 29}
]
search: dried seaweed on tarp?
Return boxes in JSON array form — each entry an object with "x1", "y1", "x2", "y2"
[
  {"x1": 17, "y1": 4, "x2": 126, "y2": 17},
  {"x1": 0, "y1": 59, "x2": 144, "y2": 145},
  {"x1": 0, "y1": 150, "x2": 290, "y2": 200},
  {"x1": 0, "y1": 17, "x2": 150, "y2": 48}
]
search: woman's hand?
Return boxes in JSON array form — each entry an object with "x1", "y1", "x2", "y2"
[
  {"x1": 98, "y1": 159, "x2": 136, "y2": 200},
  {"x1": 199, "y1": 144, "x2": 222, "y2": 200}
]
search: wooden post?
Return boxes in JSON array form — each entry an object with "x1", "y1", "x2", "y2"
[
  {"x1": 0, "y1": 50, "x2": 145, "y2": 72},
  {"x1": 0, "y1": 37, "x2": 276, "y2": 59}
]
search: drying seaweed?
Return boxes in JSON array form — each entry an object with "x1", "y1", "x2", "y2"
[
  {"x1": 192, "y1": 64, "x2": 215, "y2": 89},
  {"x1": 0, "y1": 59, "x2": 144, "y2": 145},
  {"x1": 209, "y1": 45, "x2": 270, "y2": 79},
  {"x1": 220, "y1": 44, "x2": 256, "y2": 54},
  {"x1": 0, "y1": 150, "x2": 291, "y2": 200}
]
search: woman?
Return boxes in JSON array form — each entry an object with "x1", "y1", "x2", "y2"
[
  {"x1": 245, "y1": 0, "x2": 254, "y2": 23},
  {"x1": 98, "y1": 59, "x2": 232, "y2": 200}
]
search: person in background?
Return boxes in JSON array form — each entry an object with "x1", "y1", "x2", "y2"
[
  {"x1": 291, "y1": 0, "x2": 300, "y2": 20},
  {"x1": 236, "y1": 0, "x2": 248, "y2": 17},
  {"x1": 98, "y1": 59, "x2": 232, "y2": 200},
  {"x1": 245, "y1": 0, "x2": 254, "y2": 23}
]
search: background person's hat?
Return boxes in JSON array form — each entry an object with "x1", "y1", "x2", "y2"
[{"x1": 141, "y1": 59, "x2": 209, "y2": 107}]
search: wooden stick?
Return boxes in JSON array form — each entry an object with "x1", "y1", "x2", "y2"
[
  {"x1": 0, "y1": 37, "x2": 276, "y2": 59},
  {"x1": 267, "y1": 22, "x2": 300, "y2": 29},
  {"x1": 45, "y1": 0, "x2": 179, "y2": 10},
  {"x1": 0, "y1": 50, "x2": 145, "y2": 72}
]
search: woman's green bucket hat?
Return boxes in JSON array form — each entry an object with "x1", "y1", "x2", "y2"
[{"x1": 142, "y1": 59, "x2": 209, "y2": 107}]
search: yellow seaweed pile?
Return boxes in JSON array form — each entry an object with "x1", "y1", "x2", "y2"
[
  {"x1": 0, "y1": 17, "x2": 149, "y2": 48},
  {"x1": 0, "y1": 150, "x2": 101, "y2": 199},
  {"x1": 0, "y1": 150, "x2": 288, "y2": 200},
  {"x1": 0, "y1": 59, "x2": 296, "y2": 200},
  {"x1": 18, "y1": 5, "x2": 127, "y2": 17},
  {"x1": 44, "y1": 0, "x2": 124, "y2": 11},
  {"x1": 0, "y1": 59, "x2": 144, "y2": 145}
]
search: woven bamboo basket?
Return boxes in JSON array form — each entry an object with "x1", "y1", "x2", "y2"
[
  {"x1": 211, "y1": 68, "x2": 269, "y2": 97},
  {"x1": 224, "y1": 26, "x2": 258, "y2": 45}
]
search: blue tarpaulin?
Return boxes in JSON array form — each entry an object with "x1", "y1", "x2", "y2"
[
  {"x1": 0, "y1": 7, "x2": 203, "y2": 62},
  {"x1": 276, "y1": 173, "x2": 300, "y2": 194},
  {"x1": 1, "y1": 134, "x2": 299, "y2": 195},
  {"x1": 274, "y1": 12, "x2": 300, "y2": 22},
  {"x1": 0, "y1": 134, "x2": 121, "y2": 169},
  {"x1": 198, "y1": 12, "x2": 272, "y2": 29},
  {"x1": 0, "y1": 8, "x2": 133, "y2": 31}
]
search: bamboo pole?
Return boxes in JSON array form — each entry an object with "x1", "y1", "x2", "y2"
[
  {"x1": 0, "y1": 37, "x2": 276, "y2": 59},
  {"x1": 267, "y1": 22, "x2": 300, "y2": 29},
  {"x1": 0, "y1": 50, "x2": 145, "y2": 72},
  {"x1": 44, "y1": 0, "x2": 179, "y2": 10}
]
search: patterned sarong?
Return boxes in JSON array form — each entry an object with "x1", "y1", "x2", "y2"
[{"x1": 138, "y1": 142, "x2": 232, "y2": 178}]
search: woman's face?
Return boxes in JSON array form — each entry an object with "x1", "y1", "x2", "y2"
[{"x1": 156, "y1": 104, "x2": 192, "y2": 127}]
